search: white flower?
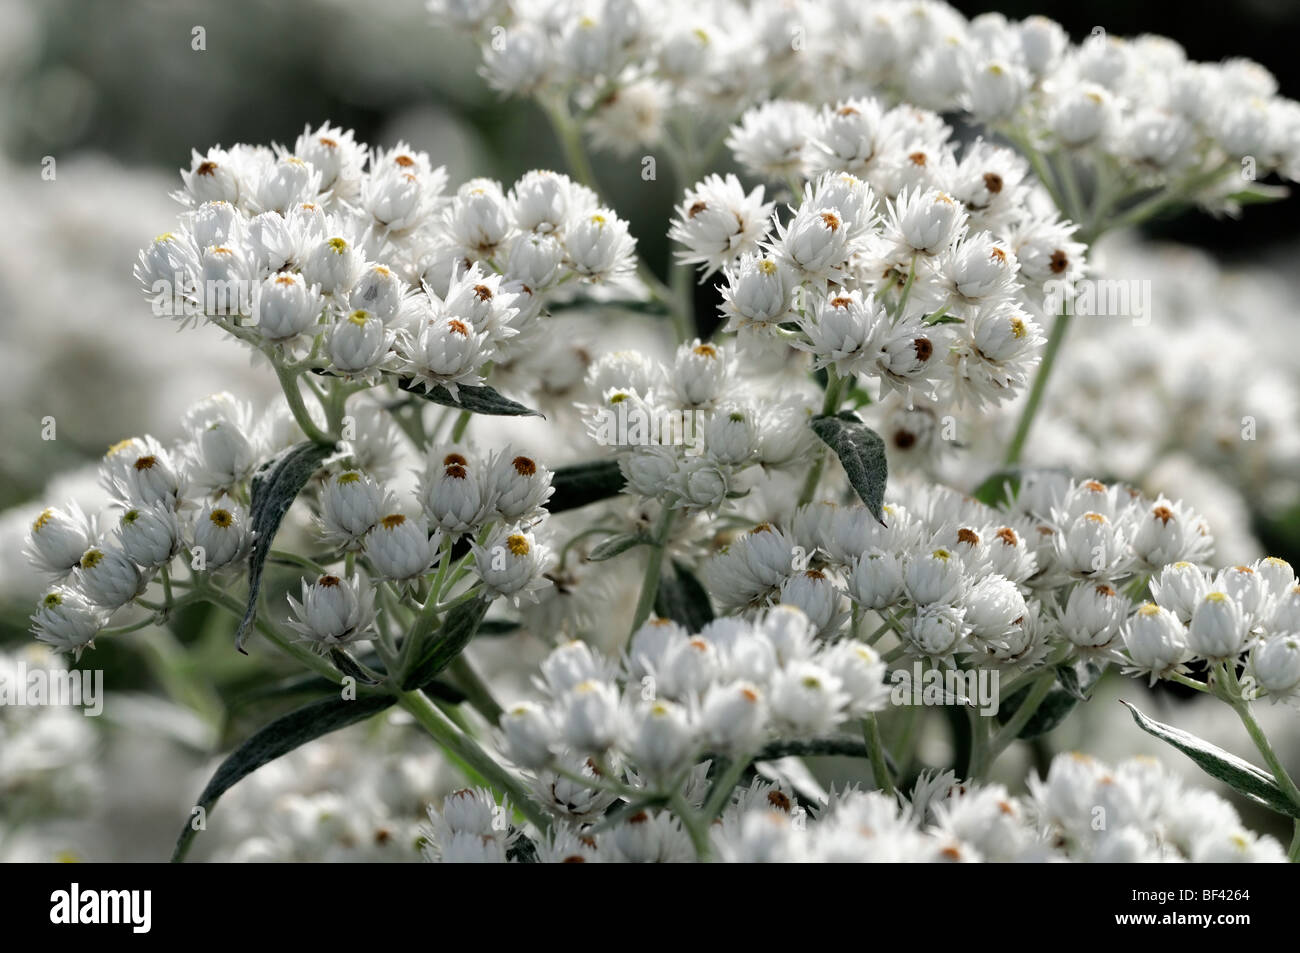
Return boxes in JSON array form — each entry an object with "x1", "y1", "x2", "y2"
[
  {"x1": 471, "y1": 525, "x2": 552, "y2": 603},
  {"x1": 1133, "y1": 499, "x2": 1213, "y2": 567},
  {"x1": 32, "y1": 588, "x2": 106, "y2": 658},
  {"x1": 1250, "y1": 636, "x2": 1300, "y2": 699},
  {"x1": 25, "y1": 504, "x2": 94, "y2": 580},
  {"x1": 903, "y1": 548, "x2": 966, "y2": 605},
  {"x1": 726, "y1": 100, "x2": 815, "y2": 182},
  {"x1": 74, "y1": 544, "x2": 143, "y2": 609},
  {"x1": 1123, "y1": 603, "x2": 1188, "y2": 684},
  {"x1": 419, "y1": 449, "x2": 495, "y2": 535},
  {"x1": 797, "y1": 288, "x2": 888, "y2": 377},
  {"x1": 399, "y1": 312, "x2": 492, "y2": 398},
  {"x1": 887, "y1": 187, "x2": 967, "y2": 258},
  {"x1": 1150, "y1": 561, "x2": 1210, "y2": 623},
  {"x1": 183, "y1": 395, "x2": 259, "y2": 493},
  {"x1": 671, "y1": 340, "x2": 730, "y2": 408},
  {"x1": 192, "y1": 500, "x2": 252, "y2": 570},
  {"x1": 821, "y1": 641, "x2": 891, "y2": 715},
  {"x1": 772, "y1": 202, "x2": 853, "y2": 282},
  {"x1": 1055, "y1": 511, "x2": 1131, "y2": 579},
  {"x1": 703, "y1": 406, "x2": 758, "y2": 467},
  {"x1": 116, "y1": 505, "x2": 183, "y2": 569},
  {"x1": 102, "y1": 436, "x2": 185, "y2": 508},
  {"x1": 905, "y1": 603, "x2": 968, "y2": 658},
  {"x1": 327, "y1": 309, "x2": 391, "y2": 376},
  {"x1": 1187, "y1": 591, "x2": 1247, "y2": 661},
  {"x1": 285, "y1": 573, "x2": 376, "y2": 649},
  {"x1": 254, "y1": 271, "x2": 324, "y2": 341},
  {"x1": 668, "y1": 457, "x2": 729, "y2": 512},
  {"x1": 964, "y1": 575, "x2": 1028, "y2": 650},
  {"x1": 564, "y1": 209, "x2": 637, "y2": 283},
  {"x1": 364, "y1": 513, "x2": 439, "y2": 585},
  {"x1": 669, "y1": 173, "x2": 773, "y2": 278},
  {"x1": 719, "y1": 254, "x2": 795, "y2": 332},
  {"x1": 500, "y1": 701, "x2": 557, "y2": 769},
  {"x1": 487, "y1": 449, "x2": 554, "y2": 521},
  {"x1": 849, "y1": 552, "x2": 905, "y2": 610},
  {"x1": 777, "y1": 570, "x2": 840, "y2": 633},
  {"x1": 700, "y1": 681, "x2": 767, "y2": 753},
  {"x1": 1058, "y1": 581, "x2": 1129, "y2": 654},
  {"x1": 623, "y1": 700, "x2": 697, "y2": 785},
  {"x1": 318, "y1": 470, "x2": 391, "y2": 551},
  {"x1": 769, "y1": 660, "x2": 848, "y2": 737},
  {"x1": 302, "y1": 235, "x2": 363, "y2": 295},
  {"x1": 559, "y1": 679, "x2": 621, "y2": 753}
]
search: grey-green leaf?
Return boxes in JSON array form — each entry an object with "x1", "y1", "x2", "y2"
[
  {"x1": 171, "y1": 693, "x2": 394, "y2": 861},
  {"x1": 402, "y1": 594, "x2": 493, "y2": 691},
  {"x1": 1121, "y1": 700, "x2": 1300, "y2": 819},
  {"x1": 654, "y1": 561, "x2": 714, "y2": 633},
  {"x1": 548, "y1": 459, "x2": 625, "y2": 513},
  {"x1": 588, "y1": 532, "x2": 649, "y2": 562},
  {"x1": 396, "y1": 378, "x2": 542, "y2": 417},
  {"x1": 235, "y1": 440, "x2": 335, "y2": 653},
  {"x1": 810, "y1": 411, "x2": 888, "y2": 522}
]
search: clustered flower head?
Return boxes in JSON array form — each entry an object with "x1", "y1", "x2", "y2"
[
  {"x1": 422, "y1": 750, "x2": 1284, "y2": 862},
  {"x1": 135, "y1": 124, "x2": 639, "y2": 391},
  {"x1": 699, "y1": 470, "x2": 1279, "y2": 690},
  {"x1": 701, "y1": 109, "x2": 1066, "y2": 413},
  {"x1": 440, "y1": 0, "x2": 1300, "y2": 202},
  {"x1": 498, "y1": 606, "x2": 889, "y2": 781},
  {"x1": 23, "y1": 389, "x2": 559, "y2": 657}
]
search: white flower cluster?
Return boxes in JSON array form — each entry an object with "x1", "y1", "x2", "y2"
[
  {"x1": 438, "y1": 0, "x2": 1300, "y2": 195},
  {"x1": 1138, "y1": 558, "x2": 1300, "y2": 699},
  {"x1": 24, "y1": 392, "x2": 279, "y2": 657},
  {"x1": 688, "y1": 100, "x2": 1079, "y2": 412},
  {"x1": 703, "y1": 473, "x2": 1222, "y2": 670},
  {"x1": 498, "y1": 606, "x2": 890, "y2": 789},
  {"x1": 135, "y1": 124, "x2": 638, "y2": 390},
  {"x1": 422, "y1": 750, "x2": 1283, "y2": 862},
  {"x1": 22, "y1": 387, "x2": 559, "y2": 656},
  {"x1": 581, "y1": 340, "x2": 817, "y2": 513}
]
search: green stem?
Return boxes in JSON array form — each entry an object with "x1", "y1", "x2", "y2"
[
  {"x1": 628, "y1": 507, "x2": 677, "y2": 635},
  {"x1": 542, "y1": 98, "x2": 600, "y2": 195},
  {"x1": 446, "y1": 654, "x2": 504, "y2": 725},
  {"x1": 702, "y1": 755, "x2": 751, "y2": 820},
  {"x1": 1002, "y1": 306, "x2": 1071, "y2": 466},
  {"x1": 797, "y1": 368, "x2": 845, "y2": 505},
  {"x1": 977, "y1": 669, "x2": 1056, "y2": 776},
  {"x1": 450, "y1": 409, "x2": 472, "y2": 443},
  {"x1": 273, "y1": 362, "x2": 334, "y2": 445},
  {"x1": 863, "y1": 715, "x2": 895, "y2": 795},
  {"x1": 1232, "y1": 699, "x2": 1300, "y2": 811},
  {"x1": 671, "y1": 792, "x2": 712, "y2": 861},
  {"x1": 199, "y1": 586, "x2": 341, "y2": 684},
  {"x1": 1290, "y1": 821, "x2": 1300, "y2": 863},
  {"x1": 398, "y1": 689, "x2": 552, "y2": 833}
]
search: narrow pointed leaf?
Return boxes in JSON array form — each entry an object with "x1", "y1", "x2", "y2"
[
  {"x1": 653, "y1": 561, "x2": 714, "y2": 633},
  {"x1": 588, "y1": 532, "x2": 650, "y2": 562},
  {"x1": 548, "y1": 459, "x2": 625, "y2": 513},
  {"x1": 235, "y1": 440, "x2": 335, "y2": 652},
  {"x1": 402, "y1": 594, "x2": 494, "y2": 691},
  {"x1": 396, "y1": 378, "x2": 541, "y2": 417},
  {"x1": 171, "y1": 693, "x2": 394, "y2": 861},
  {"x1": 1121, "y1": 700, "x2": 1300, "y2": 819}
]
